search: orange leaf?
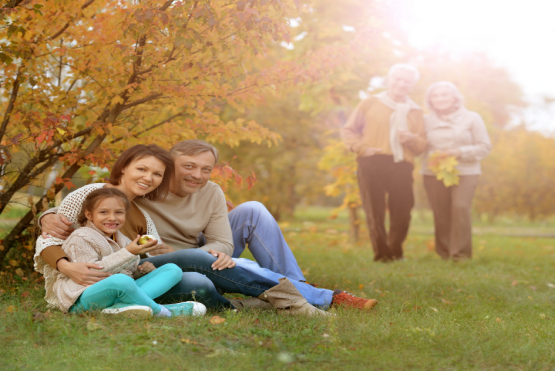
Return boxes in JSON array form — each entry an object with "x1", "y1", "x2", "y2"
[{"x1": 209, "y1": 315, "x2": 226, "y2": 325}]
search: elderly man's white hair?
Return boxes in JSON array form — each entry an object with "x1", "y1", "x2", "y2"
[{"x1": 388, "y1": 63, "x2": 420, "y2": 82}]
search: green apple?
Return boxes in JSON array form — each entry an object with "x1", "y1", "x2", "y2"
[{"x1": 138, "y1": 235, "x2": 155, "y2": 245}]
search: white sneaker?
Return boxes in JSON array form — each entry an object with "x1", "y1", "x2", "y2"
[
  {"x1": 102, "y1": 305, "x2": 153, "y2": 318},
  {"x1": 163, "y1": 301, "x2": 207, "y2": 317}
]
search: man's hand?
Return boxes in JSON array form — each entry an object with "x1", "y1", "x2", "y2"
[
  {"x1": 137, "y1": 262, "x2": 156, "y2": 275},
  {"x1": 41, "y1": 214, "x2": 74, "y2": 240},
  {"x1": 57, "y1": 259, "x2": 111, "y2": 286},
  {"x1": 208, "y1": 249, "x2": 236, "y2": 270},
  {"x1": 149, "y1": 243, "x2": 176, "y2": 256},
  {"x1": 361, "y1": 147, "x2": 383, "y2": 157},
  {"x1": 398, "y1": 130, "x2": 417, "y2": 144}
]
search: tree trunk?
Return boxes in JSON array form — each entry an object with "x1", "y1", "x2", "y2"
[{"x1": 348, "y1": 204, "x2": 359, "y2": 243}]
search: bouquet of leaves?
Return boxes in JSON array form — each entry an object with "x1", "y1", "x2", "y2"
[{"x1": 427, "y1": 152, "x2": 460, "y2": 187}]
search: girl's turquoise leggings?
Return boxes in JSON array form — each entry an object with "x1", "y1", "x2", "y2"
[{"x1": 69, "y1": 263, "x2": 182, "y2": 314}]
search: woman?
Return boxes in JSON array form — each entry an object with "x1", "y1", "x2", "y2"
[
  {"x1": 421, "y1": 82, "x2": 492, "y2": 260},
  {"x1": 35, "y1": 144, "x2": 181, "y2": 312}
]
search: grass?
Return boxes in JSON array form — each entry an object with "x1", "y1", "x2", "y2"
[{"x1": 2, "y1": 208, "x2": 555, "y2": 370}]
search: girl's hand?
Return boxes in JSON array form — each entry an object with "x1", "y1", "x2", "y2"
[
  {"x1": 137, "y1": 262, "x2": 156, "y2": 274},
  {"x1": 126, "y1": 235, "x2": 159, "y2": 255}
]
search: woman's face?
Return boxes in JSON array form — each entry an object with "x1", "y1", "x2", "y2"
[
  {"x1": 429, "y1": 86, "x2": 457, "y2": 112},
  {"x1": 118, "y1": 156, "x2": 166, "y2": 199}
]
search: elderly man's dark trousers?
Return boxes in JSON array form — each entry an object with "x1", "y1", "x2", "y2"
[{"x1": 357, "y1": 155, "x2": 414, "y2": 261}]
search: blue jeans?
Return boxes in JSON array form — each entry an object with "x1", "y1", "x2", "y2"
[
  {"x1": 228, "y1": 202, "x2": 305, "y2": 281},
  {"x1": 69, "y1": 263, "x2": 182, "y2": 314},
  {"x1": 142, "y1": 249, "x2": 333, "y2": 309}
]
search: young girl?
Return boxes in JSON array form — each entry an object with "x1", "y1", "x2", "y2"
[{"x1": 47, "y1": 187, "x2": 205, "y2": 317}]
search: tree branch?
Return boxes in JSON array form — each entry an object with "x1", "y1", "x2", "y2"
[
  {"x1": 0, "y1": 67, "x2": 22, "y2": 144},
  {"x1": 50, "y1": 0, "x2": 96, "y2": 40}
]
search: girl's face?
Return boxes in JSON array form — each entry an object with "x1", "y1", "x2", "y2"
[
  {"x1": 85, "y1": 197, "x2": 126, "y2": 236},
  {"x1": 429, "y1": 86, "x2": 457, "y2": 112},
  {"x1": 119, "y1": 156, "x2": 166, "y2": 199}
]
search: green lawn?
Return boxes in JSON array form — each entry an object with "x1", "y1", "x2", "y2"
[{"x1": 2, "y1": 208, "x2": 555, "y2": 370}]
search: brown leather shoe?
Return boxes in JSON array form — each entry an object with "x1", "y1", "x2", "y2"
[{"x1": 331, "y1": 290, "x2": 378, "y2": 310}]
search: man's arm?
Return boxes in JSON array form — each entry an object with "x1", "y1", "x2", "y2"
[
  {"x1": 341, "y1": 100, "x2": 370, "y2": 155},
  {"x1": 200, "y1": 187, "x2": 234, "y2": 256},
  {"x1": 406, "y1": 110, "x2": 427, "y2": 155}
]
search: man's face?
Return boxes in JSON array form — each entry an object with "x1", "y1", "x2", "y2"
[
  {"x1": 171, "y1": 151, "x2": 216, "y2": 197},
  {"x1": 387, "y1": 69, "x2": 417, "y2": 100}
]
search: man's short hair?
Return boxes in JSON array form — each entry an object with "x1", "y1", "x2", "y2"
[
  {"x1": 170, "y1": 139, "x2": 219, "y2": 163},
  {"x1": 388, "y1": 63, "x2": 420, "y2": 82}
]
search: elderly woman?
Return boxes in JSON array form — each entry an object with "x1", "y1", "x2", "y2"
[{"x1": 421, "y1": 82, "x2": 492, "y2": 260}]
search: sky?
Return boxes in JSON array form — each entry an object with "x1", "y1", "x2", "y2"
[{"x1": 393, "y1": 0, "x2": 555, "y2": 129}]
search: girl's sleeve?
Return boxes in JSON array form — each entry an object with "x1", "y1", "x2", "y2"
[{"x1": 64, "y1": 233, "x2": 137, "y2": 274}]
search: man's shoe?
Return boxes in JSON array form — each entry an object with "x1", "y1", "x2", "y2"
[
  {"x1": 163, "y1": 302, "x2": 206, "y2": 317},
  {"x1": 331, "y1": 290, "x2": 378, "y2": 310},
  {"x1": 101, "y1": 305, "x2": 153, "y2": 318}
]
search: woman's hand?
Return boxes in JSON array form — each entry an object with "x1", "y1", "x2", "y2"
[
  {"x1": 137, "y1": 262, "x2": 156, "y2": 275},
  {"x1": 126, "y1": 235, "x2": 159, "y2": 255},
  {"x1": 442, "y1": 148, "x2": 461, "y2": 158}
]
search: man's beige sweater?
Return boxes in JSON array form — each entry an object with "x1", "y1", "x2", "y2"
[{"x1": 135, "y1": 181, "x2": 234, "y2": 256}]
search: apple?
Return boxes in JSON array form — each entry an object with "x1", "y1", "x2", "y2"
[{"x1": 138, "y1": 235, "x2": 155, "y2": 245}]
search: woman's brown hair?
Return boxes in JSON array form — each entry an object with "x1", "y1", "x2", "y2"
[
  {"x1": 109, "y1": 144, "x2": 174, "y2": 201},
  {"x1": 77, "y1": 188, "x2": 130, "y2": 226}
]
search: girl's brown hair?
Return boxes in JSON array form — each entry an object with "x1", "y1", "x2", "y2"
[
  {"x1": 109, "y1": 144, "x2": 174, "y2": 201},
  {"x1": 77, "y1": 188, "x2": 131, "y2": 226}
]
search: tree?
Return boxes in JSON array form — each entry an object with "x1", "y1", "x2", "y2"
[{"x1": 0, "y1": 0, "x2": 368, "y2": 261}]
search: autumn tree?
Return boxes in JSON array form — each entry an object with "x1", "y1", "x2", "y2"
[{"x1": 1, "y1": 0, "x2": 375, "y2": 263}]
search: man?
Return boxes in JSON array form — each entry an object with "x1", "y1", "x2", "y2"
[
  {"x1": 40, "y1": 140, "x2": 376, "y2": 309},
  {"x1": 341, "y1": 64, "x2": 426, "y2": 262}
]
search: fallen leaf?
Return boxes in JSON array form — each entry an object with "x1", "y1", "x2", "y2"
[
  {"x1": 15, "y1": 268, "x2": 25, "y2": 277},
  {"x1": 548, "y1": 283, "x2": 555, "y2": 289},
  {"x1": 5, "y1": 305, "x2": 15, "y2": 313},
  {"x1": 496, "y1": 317, "x2": 503, "y2": 323},
  {"x1": 209, "y1": 315, "x2": 226, "y2": 325},
  {"x1": 32, "y1": 311, "x2": 45, "y2": 322},
  {"x1": 430, "y1": 307, "x2": 438, "y2": 313},
  {"x1": 86, "y1": 318, "x2": 103, "y2": 331},
  {"x1": 253, "y1": 318, "x2": 260, "y2": 325},
  {"x1": 511, "y1": 280, "x2": 518, "y2": 287},
  {"x1": 529, "y1": 286, "x2": 537, "y2": 291},
  {"x1": 21, "y1": 291, "x2": 29, "y2": 298},
  {"x1": 359, "y1": 284, "x2": 364, "y2": 290},
  {"x1": 441, "y1": 299, "x2": 453, "y2": 305}
]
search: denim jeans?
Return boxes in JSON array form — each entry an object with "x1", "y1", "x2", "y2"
[
  {"x1": 228, "y1": 201, "x2": 306, "y2": 281},
  {"x1": 141, "y1": 249, "x2": 333, "y2": 309},
  {"x1": 70, "y1": 263, "x2": 182, "y2": 314}
]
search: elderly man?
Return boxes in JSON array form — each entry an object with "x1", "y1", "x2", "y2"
[
  {"x1": 40, "y1": 140, "x2": 376, "y2": 310},
  {"x1": 341, "y1": 64, "x2": 426, "y2": 262}
]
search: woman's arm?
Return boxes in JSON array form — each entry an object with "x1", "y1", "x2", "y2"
[
  {"x1": 459, "y1": 114, "x2": 492, "y2": 162},
  {"x1": 63, "y1": 232, "x2": 138, "y2": 274}
]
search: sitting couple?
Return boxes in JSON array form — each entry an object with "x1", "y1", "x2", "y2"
[{"x1": 35, "y1": 140, "x2": 377, "y2": 317}]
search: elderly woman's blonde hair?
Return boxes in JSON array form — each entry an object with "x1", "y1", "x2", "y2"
[{"x1": 425, "y1": 81, "x2": 465, "y2": 113}]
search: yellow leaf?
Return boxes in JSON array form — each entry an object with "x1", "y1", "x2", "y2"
[
  {"x1": 56, "y1": 128, "x2": 66, "y2": 135},
  {"x1": 5, "y1": 305, "x2": 15, "y2": 313},
  {"x1": 209, "y1": 315, "x2": 226, "y2": 325}
]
